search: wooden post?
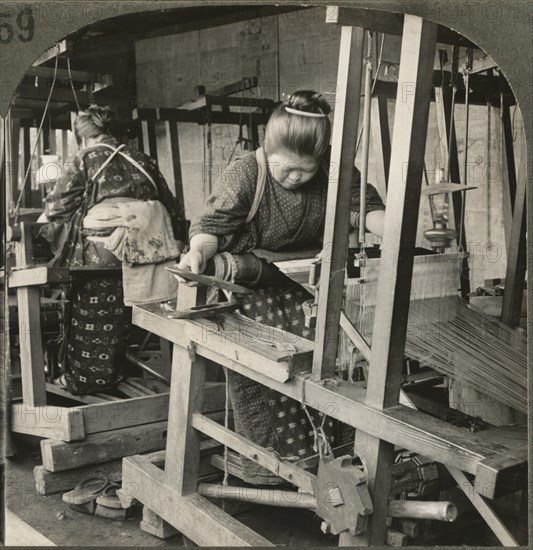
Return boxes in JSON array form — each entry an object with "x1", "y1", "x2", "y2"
[
  {"x1": 500, "y1": 98, "x2": 518, "y2": 253},
  {"x1": 16, "y1": 223, "x2": 47, "y2": 406},
  {"x1": 370, "y1": 95, "x2": 391, "y2": 200},
  {"x1": 141, "y1": 120, "x2": 157, "y2": 159},
  {"x1": 22, "y1": 127, "x2": 32, "y2": 208},
  {"x1": 61, "y1": 130, "x2": 69, "y2": 165},
  {"x1": 434, "y1": 84, "x2": 471, "y2": 298},
  {"x1": 345, "y1": 16, "x2": 438, "y2": 546},
  {"x1": 312, "y1": 25, "x2": 365, "y2": 380},
  {"x1": 6, "y1": 114, "x2": 21, "y2": 213},
  {"x1": 164, "y1": 284, "x2": 208, "y2": 495},
  {"x1": 155, "y1": 120, "x2": 185, "y2": 210},
  {"x1": 501, "y1": 132, "x2": 526, "y2": 328}
]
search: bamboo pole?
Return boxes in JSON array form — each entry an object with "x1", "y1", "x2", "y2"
[{"x1": 198, "y1": 483, "x2": 458, "y2": 523}]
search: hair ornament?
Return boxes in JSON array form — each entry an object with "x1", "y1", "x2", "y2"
[{"x1": 284, "y1": 106, "x2": 326, "y2": 118}]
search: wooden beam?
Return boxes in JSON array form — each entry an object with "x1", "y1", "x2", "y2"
[
  {"x1": 326, "y1": 6, "x2": 477, "y2": 48},
  {"x1": 132, "y1": 304, "x2": 514, "y2": 478},
  {"x1": 366, "y1": 16, "x2": 437, "y2": 411},
  {"x1": 133, "y1": 303, "x2": 312, "y2": 383},
  {"x1": 122, "y1": 454, "x2": 274, "y2": 546},
  {"x1": 133, "y1": 107, "x2": 270, "y2": 126},
  {"x1": 501, "y1": 135, "x2": 527, "y2": 327},
  {"x1": 312, "y1": 25, "x2": 365, "y2": 379},
  {"x1": 180, "y1": 95, "x2": 273, "y2": 112},
  {"x1": 6, "y1": 115, "x2": 20, "y2": 215},
  {"x1": 469, "y1": 53, "x2": 498, "y2": 74},
  {"x1": 8, "y1": 266, "x2": 70, "y2": 288},
  {"x1": 192, "y1": 414, "x2": 316, "y2": 494},
  {"x1": 371, "y1": 74, "x2": 515, "y2": 106},
  {"x1": 349, "y1": 16, "x2": 438, "y2": 547},
  {"x1": 40, "y1": 420, "x2": 169, "y2": 472},
  {"x1": 501, "y1": 98, "x2": 518, "y2": 252},
  {"x1": 16, "y1": 224, "x2": 47, "y2": 406},
  {"x1": 475, "y1": 444, "x2": 528, "y2": 499},
  {"x1": 22, "y1": 127, "x2": 32, "y2": 207},
  {"x1": 447, "y1": 467, "x2": 519, "y2": 546},
  {"x1": 340, "y1": 312, "x2": 371, "y2": 361},
  {"x1": 32, "y1": 40, "x2": 71, "y2": 66},
  {"x1": 154, "y1": 121, "x2": 185, "y2": 209},
  {"x1": 11, "y1": 403, "x2": 84, "y2": 441},
  {"x1": 16, "y1": 84, "x2": 90, "y2": 106},
  {"x1": 140, "y1": 120, "x2": 157, "y2": 159},
  {"x1": 164, "y1": 344, "x2": 206, "y2": 495},
  {"x1": 370, "y1": 96, "x2": 390, "y2": 199},
  {"x1": 26, "y1": 66, "x2": 109, "y2": 84}
]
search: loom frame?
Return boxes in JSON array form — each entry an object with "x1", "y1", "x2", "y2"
[{"x1": 121, "y1": 7, "x2": 527, "y2": 547}]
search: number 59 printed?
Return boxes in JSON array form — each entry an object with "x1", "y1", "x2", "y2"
[{"x1": 0, "y1": 7, "x2": 34, "y2": 44}]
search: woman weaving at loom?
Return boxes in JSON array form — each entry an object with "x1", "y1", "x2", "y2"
[
  {"x1": 177, "y1": 91, "x2": 385, "y2": 485},
  {"x1": 40, "y1": 105, "x2": 185, "y2": 395}
]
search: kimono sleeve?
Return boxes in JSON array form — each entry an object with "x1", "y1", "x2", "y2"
[
  {"x1": 44, "y1": 155, "x2": 87, "y2": 222},
  {"x1": 189, "y1": 156, "x2": 256, "y2": 245}
]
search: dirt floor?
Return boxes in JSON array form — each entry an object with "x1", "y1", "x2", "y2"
[
  {"x1": 4, "y1": 435, "x2": 528, "y2": 547},
  {"x1": 4, "y1": 435, "x2": 335, "y2": 547}
]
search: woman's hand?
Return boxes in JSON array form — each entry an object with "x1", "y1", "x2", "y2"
[
  {"x1": 173, "y1": 249, "x2": 206, "y2": 284},
  {"x1": 173, "y1": 233, "x2": 218, "y2": 284},
  {"x1": 177, "y1": 249, "x2": 206, "y2": 274}
]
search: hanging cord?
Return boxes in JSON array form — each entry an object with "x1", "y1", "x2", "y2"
[
  {"x1": 66, "y1": 54, "x2": 80, "y2": 111},
  {"x1": 12, "y1": 45, "x2": 60, "y2": 222},
  {"x1": 354, "y1": 33, "x2": 385, "y2": 155},
  {"x1": 358, "y1": 31, "x2": 374, "y2": 246},
  {"x1": 222, "y1": 366, "x2": 230, "y2": 486},
  {"x1": 226, "y1": 88, "x2": 256, "y2": 166},
  {"x1": 324, "y1": 34, "x2": 385, "y2": 155},
  {"x1": 458, "y1": 50, "x2": 473, "y2": 252},
  {"x1": 226, "y1": 90, "x2": 245, "y2": 166}
]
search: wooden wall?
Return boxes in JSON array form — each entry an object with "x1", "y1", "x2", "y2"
[{"x1": 135, "y1": 6, "x2": 521, "y2": 289}]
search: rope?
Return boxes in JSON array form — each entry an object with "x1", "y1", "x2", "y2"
[
  {"x1": 66, "y1": 54, "x2": 80, "y2": 111},
  {"x1": 298, "y1": 373, "x2": 332, "y2": 459},
  {"x1": 222, "y1": 366, "x2": 230, "y2": 488},
  {"x1": 354, "y1": 33, "x2": 385, "y2": 156},
  {"x1": 12, "y1": 44, "x2": 60, "y2": 222}
]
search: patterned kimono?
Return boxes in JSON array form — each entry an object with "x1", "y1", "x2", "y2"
[
  {"x1": 190, "y1": 149, "x2": 384, "y2": 484},
  {"x1": 41, "y1": 136, "x2": 184, "y2": 394}
]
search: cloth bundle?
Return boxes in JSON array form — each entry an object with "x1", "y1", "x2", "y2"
[{"x1": 84, "y1": 198, "x2": 182, "y2": 305}]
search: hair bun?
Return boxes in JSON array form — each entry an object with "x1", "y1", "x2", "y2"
[
  {"x1": 284, "y1": 90, "x2": 331, "y2": 116},
  {"x1": 87, "y1": 104, "x2": 115, "y2": 130}
]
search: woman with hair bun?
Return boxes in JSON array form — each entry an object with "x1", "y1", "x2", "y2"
[
  {"x1": 177, "y1": 90, "x2": 385, "y2": 485},
  {"x1": 40, "y1": 105, "x2": 185, "y2": 395}
]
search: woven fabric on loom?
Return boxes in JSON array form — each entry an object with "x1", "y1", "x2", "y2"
[
  {"x1": 404, "y1": 296, "x2": 527, "y2": 413},
  {"x1": 278, "y1": 251, "x2": 526, "y2": 413},
  {"x1": 343, "y1": 254, "x2": 526, "y2": 414}
]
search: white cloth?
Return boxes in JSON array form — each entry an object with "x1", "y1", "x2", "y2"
[
  {"x1": 84, "y1": 198, "x2": 181, "y2": 265},
  {"x1": 84, "y1": 198, "x2": 182, "y2": 305},
  {"x1": 121, "y1": 261, "x2": 179, "y2": 307}
]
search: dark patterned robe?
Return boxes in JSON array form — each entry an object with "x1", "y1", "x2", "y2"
[{"x1": 40, "y1": 136, "x2": 184, "y2": 395}]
